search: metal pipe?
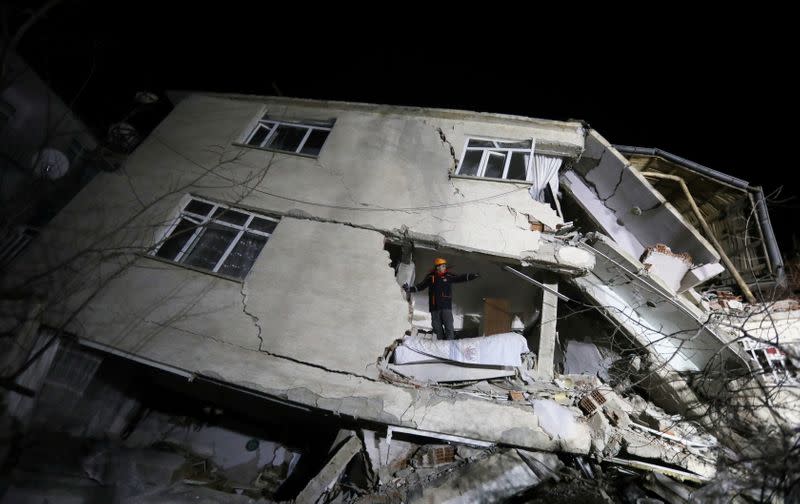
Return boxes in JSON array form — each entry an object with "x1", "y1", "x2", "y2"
[
  {"x1": 613, "y1": 145, "x2": 751, "y2": 189},
  {"x1": 752, "y1": 186, "x2": 786, "y2": 288},
  {"x1": 640, "y1": 172, "x2": 756, "y2": 303},
  {"x1": 747, "y1": 191, "x2": 773, "y2": 275},
  {"x1": 502, "y1": 265, "x2": 571, "y2": 302}
]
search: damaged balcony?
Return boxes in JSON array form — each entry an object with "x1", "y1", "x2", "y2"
[
  {"x1": 616, "y1": 144, "x2": 786, "y2": 294},
  {"x1": 383, "y1": 244, "x2": 587, "y2": 384},
  {"x1": 374, "y1": 240, "x2": 722, "y2": 483}
]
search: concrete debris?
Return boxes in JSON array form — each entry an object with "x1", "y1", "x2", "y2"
[
  {"x1": 620, "y1": 429, "x2": 716, "y2": 480},
  {"x1": 578, "y1": 389, "x2": 608, "y2": 415},
  {"x1": 405, "y1": 449, "x2": 544, "y2": 504},
  {"x1": 516, "y1": 449, "x2": 563, "y2": 482},
  {"x1": 638, "y1": 406, "x2": 678, "y2": 432},
  {"x1": 123, "y1": 411, "x2": 300, "y2": 489},
  {"x1": 608, "y1": 457, "x2": 709, "y2": 484},
  {"x1": 564, "y1": 340, "x2": 613, "y2": 379},
  {"x1": 642, "y1": 472, "x2": 694, "y2": 504},
  {"x1": 641, "y1": 244, "x2": 694, "y2": 293},
  {"x1": 413, "y1": 445, "x2": 455, "y2": 467},
  {"x1": 531, "y1": 399, "x2": 581, "y2": 442},
  {"x1": 296, "y1": 435, "x2": 363, "y2": 503},
  {"x1": 601, "y1": 395, "x2": 632, "y2": 428},
  {"x1": 508, "y1": 390, "x2": 526, "y2": 402},
  {"x1": 587, "y1": 409, "x2": 613, "y2": 456},
  {"x1": 361, "y1": 429, "x2": 419, "y2": 485}
]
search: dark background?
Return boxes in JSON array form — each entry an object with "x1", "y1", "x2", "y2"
[{"x1": 13, "y1": 1, "x2": 798, "y2": 253}]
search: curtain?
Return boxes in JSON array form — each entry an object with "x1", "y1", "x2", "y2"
[{"x1": 528, "y1": 155, "x2": 563, "y2": 202}]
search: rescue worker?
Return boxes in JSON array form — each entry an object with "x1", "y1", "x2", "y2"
[{"x1": 403, "y1": 258, "x2": 480, "y2": 340}]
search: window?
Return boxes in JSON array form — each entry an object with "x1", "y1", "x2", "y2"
[
  {"x1": 743, "y1": 339, "x2": 798, "y2": 381},
  {"x1": 153, "y1": 198, "x2": 279, "y2": 280},
  {"x1": 244, "y1": 115, "x2": 333, "y2": 157},
  {"x1": 455, "y1": 138, "x2": 535, "y2": 181}
]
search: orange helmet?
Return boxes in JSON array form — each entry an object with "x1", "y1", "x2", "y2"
[{"x1": 434, "y1": 258, "x2": 447, "y2": 266}]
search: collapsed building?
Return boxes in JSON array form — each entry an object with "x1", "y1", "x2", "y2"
[{"x1": 1, "y1": 94, "x2": 798, "y2": 503}]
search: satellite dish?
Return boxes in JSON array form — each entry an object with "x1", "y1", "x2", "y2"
[{"x1": 31, "y1": 148, "x2": 70, "y2": 179}]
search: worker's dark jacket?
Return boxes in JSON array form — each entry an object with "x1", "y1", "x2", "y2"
[{"x1": 410, "y1": 271, "x2": 478, "y2": 311}]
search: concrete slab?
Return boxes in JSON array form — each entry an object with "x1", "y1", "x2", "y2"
[
  {"x1": 409, "y1": 450, "x2": 541, "y2": 504},
  {"x1": 296, "y1": 435, "x2": 363, "y2": 503}
]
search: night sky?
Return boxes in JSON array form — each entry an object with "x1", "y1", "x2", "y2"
[{"x1": 14, "y1": 2, "x2": 798, "y2": 253}]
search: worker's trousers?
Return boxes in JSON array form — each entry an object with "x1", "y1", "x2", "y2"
[{"x1": 431, "y1": 309, "x2": 455, "y2": 340}]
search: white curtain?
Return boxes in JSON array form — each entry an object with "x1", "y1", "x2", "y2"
[{"x1": 528, "y1": 155, "x2": 563, "y2": 202}]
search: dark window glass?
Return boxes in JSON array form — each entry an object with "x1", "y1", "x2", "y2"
[
  {"x1": 247, "y1": 124, "x2": 271, "y2": 146},
  {"x1": 468, "y1": 139, "x2": 494, "y2": 147},
  {"x1": 267, "y1": 125, "x2": 307, "y2": 152},
  {"x1": 250, "y1": 217, "x2": 278, "y2": 234},
  {"x1": 218, "y1": 233, "x2": 268, "y2": 279},
  {"x1": 484, "y1": 151, "x2": 506, "y2": 178},
  {"x1": 156, "y1": 219, "x2": 196, "y2": 260},
  {"x1": 498, "y1": 140, "x2": 531, "y2": 148},
  {"x1": 212, "y1": 207, "x2": 249, "y2": 226},
  {"x1": 459, "y1": 150, "x2": 482, "y2": 176},
  {"x1": 507, "y1": 152, "x2": 528, "y2": 180},
  {"x1": 300, "y1": 129, "x2": 329, "y2": 156},
  {"x1": 183, "y1": 224, "x2": 238, "y2": 271},
  {"x1": 184, "y1": 200, "x2": 214, "y2": 216}
]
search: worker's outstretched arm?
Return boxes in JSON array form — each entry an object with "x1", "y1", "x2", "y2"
[
  {"x1": 407, "y1": 275, "x2": 432, "y2": 293},
  {"x1": 451, "y1": 272, "x2": 481, "y2": 283}
]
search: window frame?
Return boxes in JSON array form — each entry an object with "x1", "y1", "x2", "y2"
[
  {"x1": 241, "y1": 116, "x2": 334, "y2": 158},
  {"x1": 454, "y1": 136, "x2": 536, "y2": 182},
  {"x1": 152, "y1": 196, "x2": 279, "y2": 280}
]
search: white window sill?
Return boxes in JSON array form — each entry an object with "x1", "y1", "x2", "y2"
[
  {"x1": 140, "y1": 253, "x2": 246, "y2": 283},
  {"x1": 232, "y1": 142, "x2": 321, "y2": 159},
  {"x1": 450, "y1": 174, "x2": 534, "y2": 186}
]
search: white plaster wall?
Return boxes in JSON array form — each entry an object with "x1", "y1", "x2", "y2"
[
  {"x1": 142, "y1": 95, "x2": 581, "y2": 258},
  {"x1": 1, "y1": 95, "x2": 595, "y2": 448},
  {"x1": 10, "y1": 94, "x2": 588, "y2": 294},
  {"x1": 71, "y1": 218, "x2": 408, "y2": 376},
  {"x1": 5, "y1": 94, "x2": 589, "y2": 376}
]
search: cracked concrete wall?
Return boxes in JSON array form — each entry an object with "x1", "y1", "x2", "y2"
[
  {"x1": 2, "y1": 93, "x2": 595, "y2": 451},
  {"x1": 158, "y1": 94, "x2": 583, "y2": 260},
  {"x1": 7, "y1": 93, "x2": 587, "y2": 346},
  {"x1": 65, "y1": 218, "x2": 407, "y2": 377},
  {"x1": 241, "y1": 217, "x2": 409, "y2": 373},
  {"x1": 59, "y1": 289, "x2": 587, "y2": 452}
]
